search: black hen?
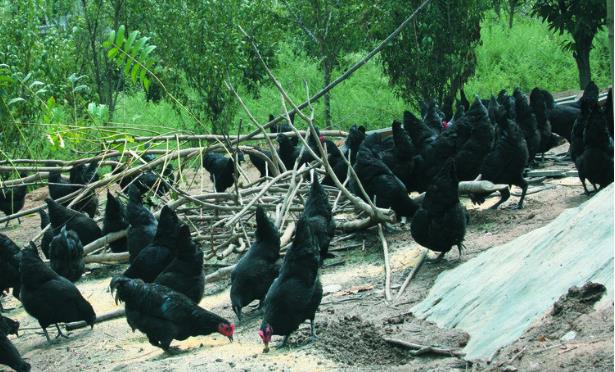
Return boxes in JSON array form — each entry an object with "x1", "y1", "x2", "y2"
[
  {"x1": 472, "y1": 98, "x2": 529, "y2": 209},
  {"x1": 536, "y1": 88, "x2": 580, "y2": 142},
  {"x1": 124, "y1": 206, "x2": 180, "y2": 282},
  {"x1": 403, "y1": 110, "x2": 437, "y2": 155},
  {"x1": 304, "y1": 178, "x2": 335, "y2": 263},
  {"x1": 422, "y1": 99, "x2": 446, "y2": 133},
  {"x1": 269, "y1": 113, "x2": 294, "y2": 133},
  {"x1": 126, "y1": 186, "x2": 157, "y2": 262},
  {"x1": 276, "y1": 133, "x2": 300, "y2": 170},
  {"x1": 258, "y1": 217, "x2": 322, "y2": 351},
  {"x1": 344, "y1": 125, "x2": 366, "y2": 164},
  {"x1": 103, "y1": 191, "x2": 129, "y2": 253},
  {"x1": 0, "y1": 315, "x2": 19, "y2": 336},
  {"x1": 248, "y1": 147, "x2": 274, "y2": 178},
  {"x1": 574, "y1": 82, "x2": 614, "y2": 194},
  {"x1": 48, "y1": 227, "x2": 85, "y2": 282},
  {"x1": 0, "y1": 234, "x2": 21, "y2": 300},
  {"x1": 110, "y1": 276, "x2": 235, "y2": 351},
  {"x1": 570, "y1": 82, "x2": 600, "y2": 162},
  {"x1": 154, "y1": 224, "x2": 205, "y2": 303},
  {"x1": 513, "y1": 88, "x2": 541, "y2": 163},
  {"x1": 411, "y1": 159, "x2": 467, "y2": 260},
  {"x1": 203, "y1": 151, "x2": 236, "y2": 192},
  {"x1": 19, "y1": 244, "x2": 95, "y2": 341},
  {"x1": 322, "y1": 139, "x2": 347, "y2": 187},
  {"x1": 0, "y1": 327, "x2": 30, "y2": 372},
  {"x1": 230, "y1": 206, "x2": 280, "y2": 321},
  {"x1": 45, "y1": 198, "x2": 102, "y2": 248},
  {"x1": 0, "y1": 174, "x2": 27, "y2": 224},
  {"x1": 351, "y1": 143, "x2": 419, "y2": 218},
  {"x1": 530, "y1": 88, "x2": 561, "y2": 155}
]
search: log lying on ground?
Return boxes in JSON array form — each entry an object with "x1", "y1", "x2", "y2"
[
  {"x1": 384, "y1": 338, "x2": 466, "y2": 358},
  {"x1": 66, "y1": 309, "x2": 126, "y2": 331}
]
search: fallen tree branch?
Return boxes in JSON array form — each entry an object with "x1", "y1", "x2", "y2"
[
  {"x1": 65, "y1": 309, "x2": 126, "y2": 331},
  {"x1": 384, "y1": 338, "x2": 466, "y2": 358},
  {"x1": 378, "y1": 224, "x2": 392, "y2": 302},
  {"x1": 395, "y1": 249, "x2": 427, "y2": 301}
]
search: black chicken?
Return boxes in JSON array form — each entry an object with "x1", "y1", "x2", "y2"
[
  {"x1": 203, "y1": 151, "x2": 237, "y2": 192},
  {"x1": 124, "y1": 206, "x2": 180, "y2": 282},
  {"x1": 0, "y1": 327, "x2": 30, "y2": 372},
  {"x1": 19, "y1": 244, "x2": 95, "y2": 341},
  {"x1": 103, "y1": 191, "x2": 129, "y2": 253},
  {"x1": 411, "y1": 159, "x2": 468, "y2": 260},
  {"x1": 230, "y1": 206, "x2": 280, "y2": 321},
  {"x1": 530, "y1": 88, "x2": 562, "y2": 156},
  {"x1": 269, "y1": 113, "x2": 294, "y2": 133},
  {"x1": 48, "y1": 226, "x2": 85, "y2": 282},
  {"x1": 259, "y1": 217, "x2": 322, "y2": 351},
  {"x1": 534, "y1": 88, "x2": 580, "y2": 143},
  {"x1": 276, "y1": 133, "x2": 300, "y2": 170},
  {"x1": 154, "y1": 224, "x2": 205, "y2": 304},
  {"x1": 403, "y1": 110, "x2": 437, "y2": 155},
  {"x1": 472, "y1": 97, "x2": 529, "y2": 209},
  {"x1": 110, "y1": 276, "x2": 234, "y2": 351},
  {"x1": 513, "y1": 88, "x2": 541, "y2": 163},
  {"x1": 45, "y1": 198, "x2": 102, "y2": 248},
  {"x1": 0, "y1": 234, "x2": 21, "y2": 300},
  {"x1": 574, "y1": 82, "x2": 614, "y2": 194},
  {"x1": 351, "y1": 142, "x2": 419, "y2": 219},
  {"x1": 0, "y1": 173, "x2": 27, "y2": 225},
  {"x1": 570, "y1": 82, "x2": 600, "y2": 163},
  {"x1": 248, "y1": 148, "x2": 274, "y2": 178},
  {"x1": 126, "y1": 185, "x2": 157, "y2": 262},
  {"x1": 304, "y1": 178, "x2": 335, "y2": 263}
]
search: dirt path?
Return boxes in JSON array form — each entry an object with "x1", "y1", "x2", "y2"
[{"x1": 1, "y1": 157, "x2": 612, "y2": 371}]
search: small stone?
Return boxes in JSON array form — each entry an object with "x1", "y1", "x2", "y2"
[
  {"x1": 560, "y1": 330, "x2": 577, "y2": 341},
  {"x1": 215, "y1": 358, "x2": 223, "y2": 363},
  {"x1": 502, "y1": 365, "x2": 518, "y2": 372},
  {"x1": 229, "y1": 362, "x2": 236, "y2": 368}
]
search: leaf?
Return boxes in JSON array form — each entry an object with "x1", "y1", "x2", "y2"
[
  {"x1": 29, "y1": 81, "x2": 44, "y2": 89},
  {"x1": 107, "y1": 47, "x2": 119, "y2": 59},
  {"x1": 73, "y1": 85, "x2": 90, "y2": 94},
  {"x1": 7, "y1": 97, "x2": 25, "y2": 105},
  {"x1": 34, "y1": 88, "x2": 47, "y2": 96},
  {"x1": 130, "y1": 64, "x2": 140, "y2": 84},
  {"x1": 106, "y1": 30, "x2": 116, "y2": 47},
  {"x1": 140, "y1": 68, "x2": 148, "y2": 85},
  {"x1": 125, "y1": 30, "x2": 140, "y2": 54},
  {"x1": 102, "y1": 39, "x2": 112, "y2": 49},
  {"x1": 47, "y1": 96, "x2": 56, "y2": 108},
  {"x1": 143, "y1": 77, "x2": 151, "y2": 92},
  {"x1": 115, "y1": 25, "x2": 126, "y2": 47}
]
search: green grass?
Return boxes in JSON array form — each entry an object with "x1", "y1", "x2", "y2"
[{"x1": 465, "y1": 13, "x2": 611, "y2": 97}]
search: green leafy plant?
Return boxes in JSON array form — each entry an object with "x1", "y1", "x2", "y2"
[{"x1": 103, "y1": 25, "x2": 157, "y2": 92}]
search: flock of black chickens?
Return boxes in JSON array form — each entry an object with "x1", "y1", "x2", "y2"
[{"x1": 0, "y1": 82, "x2": 613, "y2": 371}]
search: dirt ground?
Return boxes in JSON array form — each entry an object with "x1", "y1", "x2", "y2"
[{"x1": 0, "y1": 147, "x2": 612, "y2": 371}]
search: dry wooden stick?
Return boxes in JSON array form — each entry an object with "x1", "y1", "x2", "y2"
[
  {"x1": 378, "y1": 224, "x2": 392, "y2": 302},
  {"x1": 384, "y1": 338, "x2": 466, "y2": 358},
  {"x1": 395, "y1": 249, "x2": 428, "y2": 300},
  {"x1": 65, "y1": 309, "x2": 126, "y2": 331}
]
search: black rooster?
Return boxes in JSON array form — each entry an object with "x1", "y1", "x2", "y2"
[{"x1": 110, "y1": 276, "x2": 235, "y2": 351}]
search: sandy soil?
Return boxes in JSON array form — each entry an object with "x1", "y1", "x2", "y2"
[{"x1": 0, "y1": 151, "x2": 612, "y2": 371}]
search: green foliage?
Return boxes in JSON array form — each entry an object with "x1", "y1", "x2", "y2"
[
  {"x1": 465, "y1": 13, "x2": 612, "y2": 96},
  {"x1": 103, "y1": 25, "x2": 157, "y2": 92},
  {"x1": 371, "y1": 0, "x2": 488, "y2": 111}
]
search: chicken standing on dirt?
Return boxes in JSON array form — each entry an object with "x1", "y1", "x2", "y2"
[
  {"x1": 103, "y1": 191, "x2": 129, "y2": 253},
  {"x1": 513, "y1": 88, "x2": 541, "y2": 163},
  {"x1": 259, "y1": 217, "x2": 323, "y2": 352},
  {"x1": 573, "y1": 82, "x2": 614, "y2": 194},
  {"x1": 19, "y1": 244, "x2": 95, "y2": 342},
  {"x1": 249, "y1": 148, "x2": 274, "y2": 178},
  {"x1": 230, "y1": 206, "x2": 280, "y2": 321},
  {"x1": 0, "y1": 176, "x2": 27, "y2": 225},
  {"x1": 203, "y1": 151, "x2": 237, "y2": 192},
  {"x1": 48, "y1": 227, "x2": 85, "y2": 282},
  {"x1": 530, "y1": 88, "x2": 561, "y2": 156},
  {"x1": 303, "y1": 178, "x2": 335, "y2": 263},
  {"x1": 110, "y1": 276, "x2": 235, "y2": 351},
  {"x1": 126, "y1": 185, "x2": 157, "y2": 262},
  {"x1": 472, "y1": 97, "x2": 529, "y2": 209},
  {"x1": 0, "y1": 234, "x2": 21, "y2": 300},
  {"x1": 154, "y1": 224, "x2": 205, "y2": 303},
  {"x1": 0, "y1": 326, "x2": 30, "y2": 372},
  {"x1": 39, "y1": 210, "x2": 54, "y2": 259},
  {"x1": 45, "y1": 198, "x2": 102, "y2": 248},
  {"x1": 411, "y1": 159, "x2": 468, "y2": 260},
  {"x1": 124, "y1": 206, "x2": 180, "y2": 282}
]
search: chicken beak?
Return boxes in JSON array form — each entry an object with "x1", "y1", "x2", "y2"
[{"x1": 228, "y1": 335, "x2": 234, "y2": 343}]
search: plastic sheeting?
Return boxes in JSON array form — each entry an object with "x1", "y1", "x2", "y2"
[{"x1": 412, "y1": 184, "x2": 614, "y2": 360}]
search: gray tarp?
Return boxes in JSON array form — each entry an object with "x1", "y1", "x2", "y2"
[{"x1": 411, "y1": 184, "x2": 614, "y2": 360}]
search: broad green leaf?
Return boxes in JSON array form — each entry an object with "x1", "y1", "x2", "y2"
[
  {"x1": 107, "y1": 47, "x2": 119, "y2": 59},
  {"x1": 131, "y1": 64, "x2": 140, "y2": 84},
  {"x1": 125, "y1": 30, "x2": 140, "y2": 54},
  {"x1": 115, "y1": 25, "x2": 126, "y2": 47},
  {"x1": 143, "y1": 77, "x2": 151, "y2": 92},
  {"x1": 106, "y1": 30, "x2": 116, "y2": 46}
]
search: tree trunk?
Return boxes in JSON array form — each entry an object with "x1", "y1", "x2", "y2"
[
  {"x1": 608, "y1": 0, "x2": 613, "y2": 87},
  {"x1": 323, "y1": 64, "x2": 332, "y2": 129},
  {"x1": 507, "y1": 0, "x2": 517, "y2": 29},
  {"x1": 574, "y1": 46, "x2": 592, "y2": 90}
]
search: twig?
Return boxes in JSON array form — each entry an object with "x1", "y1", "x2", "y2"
[
  {"x1": 384, "y1": 338, "x2": 466, "y2": 358},
  {"x1": 395, "y1": 249, "x2": 427, "y2": 301},
  {"x1": 378, "y1": 224, "x2": 392, "y2": 302}
]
